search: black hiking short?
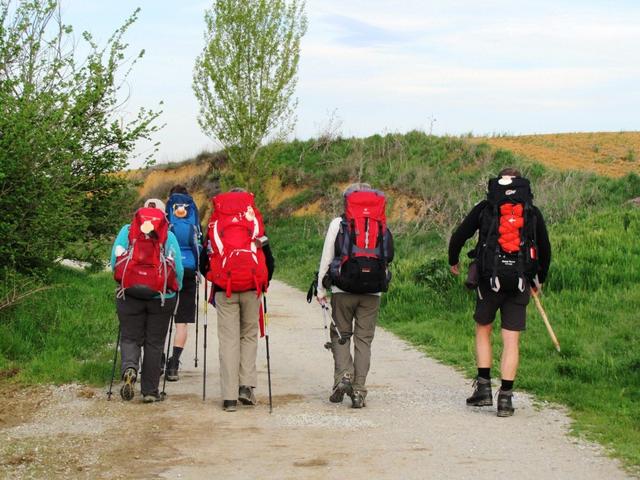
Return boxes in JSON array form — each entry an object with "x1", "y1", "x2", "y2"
[
  {"x1": 175, "y1": 268, "x2": 197, "y2": 324},
  {"x1": 474, "y1": 281, "x2": 530, "y2": 331}
]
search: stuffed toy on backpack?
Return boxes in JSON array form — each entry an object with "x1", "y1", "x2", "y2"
[
  {"x1": 166, "y1": 193, "x2": 202, "y2": 271},
  {"x1": 113, "y1": 207, "x2": 178, "y2": 303},
  {"x1": 478, "y1": 176, "x2": 539, "y2": 292},
  {"x1": 206, "y1": 191, "x2": 269, "y2": 297},
  {"x1": 328, "y1": 189, "x2": 394, "y2": 294}
]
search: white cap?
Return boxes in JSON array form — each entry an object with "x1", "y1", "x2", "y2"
[{"x1": 144, "y1": 198, "x2": 166, "y2": 212}]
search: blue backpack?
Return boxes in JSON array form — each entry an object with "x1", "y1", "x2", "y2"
[{"x1": 166, "y1": 193, "x2": 202, "y2": 271}]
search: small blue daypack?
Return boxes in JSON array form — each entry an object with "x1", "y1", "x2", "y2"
[{"x1": 166, "y1": 193, "x2": 202, "y2": 271}]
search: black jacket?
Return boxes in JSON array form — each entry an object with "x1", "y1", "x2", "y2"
[{"x1": 448, "y1": 200, "x2": 551, "y2": 283}]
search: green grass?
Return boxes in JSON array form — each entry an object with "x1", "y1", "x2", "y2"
[
  {"x1": 0, "y1": 267, "x2": 118, "y2": 385},
  {"x1": 269, "y1": 206, "x2": 640, "y2": 470}
]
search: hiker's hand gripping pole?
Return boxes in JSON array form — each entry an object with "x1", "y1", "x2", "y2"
[{"x1": 531, "y1": 289, "x2": 561, "y2": 353}]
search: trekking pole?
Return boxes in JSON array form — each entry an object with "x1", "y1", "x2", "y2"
[
  {"x1": 194, "y1": 273, "x2": 200, "y2": 368},
  {"x1": 107, "y1": 323, "x2": 121, "y2": 400},
  {"x1": 532, "y1": 289, "x2": 561, "y2": 353},
  {"x1": 202, "y1": 280, "x2": 208, "y2": 401},
  {"x1": 263, "y1": 294, "x2": 273, "y2": 414},
  {"x1": 321, "y1": 304, "x2": 332, "y2": 350},
  {"x1": 322, "y1": 304, "x2": 347, "y2": 346},
  {"x1": 161, "y1": 311, "x2": 176, "y2": 400}
]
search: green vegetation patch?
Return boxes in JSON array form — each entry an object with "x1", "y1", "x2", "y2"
[{"x1": 0, "y1": 268, "x2": 118, "y2": 386}]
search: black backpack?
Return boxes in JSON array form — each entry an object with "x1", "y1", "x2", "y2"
[{"x1": 477, "y1": 176, "x2": 539, "y2": 292}]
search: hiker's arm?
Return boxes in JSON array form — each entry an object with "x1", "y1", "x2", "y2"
[
  {"x1": 167, "y1": 232, "x2": 184, "y2": 291},
  {"x1": 110, "y1": 225, "x2": 130, "y2": 270},
  {"x1": 535, "y1": 207, "x2": 551, "y2": 284},
  {"x1": 317, "y1": 217, "x2": 341, "y2": 299},
  {"x1": 385, "y1": 229, "x2": 394, "y2": 264},
  {"x1": 263, "y1": 242, "x2": 275, "y2": 281},
  {"x1": 448, "y1": 201, "x2": 486, "y2": 268}
]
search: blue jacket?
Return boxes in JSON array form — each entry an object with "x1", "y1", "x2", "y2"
[{"x1": 111, "y1": 225, "x2": 184, "y2": 299}]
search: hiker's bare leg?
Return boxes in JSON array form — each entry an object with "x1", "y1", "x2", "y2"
[
  {"x1": 174, "y1": 323, "x2": 188, "y2": 349},
  {"x1": 475, "y1": 323, "x2": 493, "y2": 368},
  {"x1": 500, "y1": 329, "x2": 520, "y2": 380}
]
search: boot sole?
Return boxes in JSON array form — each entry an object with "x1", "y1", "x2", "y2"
[
  {"x1": 497, "y1": 408, "x2": 514, "y2": 417},
  {"x1": 238, "y1": 396, "x2": 256, "y2": 406},
  {"x1": 466, "y1": 398, "x2": 493, "y2": 407},
  {"x1": 329, "y1": 383, "x2": 353, "y2": 403},
  {"x1": 166, "y1": 374, "x2": 179, "y2": 382},
  {"x1": 120, "y1": 369, "x2": 136, "y2": 401}
]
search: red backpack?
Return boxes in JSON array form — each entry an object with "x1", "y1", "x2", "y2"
[
  {"x1": 206, "y1": 192, "x2": 269, "y2": 297},
  {"x1": 114, "y1": 207, "x2": 178, "y2": 303},
  {"x1": 328, "y1": 189, "x2": 394, "y2": 294}
]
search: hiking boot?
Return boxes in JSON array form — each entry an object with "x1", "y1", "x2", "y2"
[
  {"x1": 223, "y1": 400, "x2": 238, "y2": 412},
  {"x1": 329, "y1": 375, "x2": 353, "y2": 403},
  {"x1": 165, "y1": 356, "x2": 179, "y2": 382},
  {"x1": 466, "y1": 377, "x2": 492, "y2": 406},
  {"x1": 120, "y1": 367, "x2": 137, "y2": 401},
  {"x1": 238, "y1": 385, "x2": 257, "y2": 406},
  {"x1": 142, "y1": 393, "x2": 161, "y2": 403},
  {"x1": 350, "y1": 390, "x2": 366, "y2": 409},
  {"x1": 497, "y1": 389, "x2": 515, "y2": 417}
]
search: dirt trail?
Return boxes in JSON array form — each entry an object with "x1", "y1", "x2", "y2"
[{"x1": 0, "y1": 281, "x2": 632, "y2": 479}]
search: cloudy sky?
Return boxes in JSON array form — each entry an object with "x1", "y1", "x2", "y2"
[{"x1": 63, "y1": 0, "x2": 640, "y2": 167}]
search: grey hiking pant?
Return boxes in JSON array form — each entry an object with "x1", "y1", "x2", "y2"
[
  {"x1": 116, "y1": 295, "x2": 176, "y2": 396},
  {"x1": 330, "y1": 293, "x2": 381, "y2": 395},
  {"x1": 215, "y1": 291, "x2": 261, "y2": 401}
]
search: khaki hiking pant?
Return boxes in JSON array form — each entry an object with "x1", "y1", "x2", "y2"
[
  {"x1": 330, "y1": 293, "x2": 381, "y2": 395},
  {"x1": 215, "y1": 291, "x2": 261, "y2": 401}
]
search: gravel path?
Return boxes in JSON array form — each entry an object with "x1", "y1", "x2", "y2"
[
  {"x1": 158, "y1": 281, "x2": 629, "y2": 480},
  {"x1": 0, "y1": 280, "x2": 632, "y2": 479}
]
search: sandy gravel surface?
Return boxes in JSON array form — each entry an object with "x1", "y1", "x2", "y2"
[{"x1": 0, "y1": 280, "x2": 632, "y2": 479}]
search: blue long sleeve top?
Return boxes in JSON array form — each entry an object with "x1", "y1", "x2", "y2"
[{"x1": 111, "y1": 225, "x2": 184, "y2": 298}]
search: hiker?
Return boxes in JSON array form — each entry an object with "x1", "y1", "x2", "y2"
[
  {"x1": 203, "y1": 188, "x2": 275, "y2": 412},
  {"x1": 111, "y1": 198, "x2": 184, "y2": 402},
  {"x1": 164, "y1": 185, "x2": 202, "y2": 381},
  {"x1": 316, "y1": 183, "x2": 394, "y2": 408},
  {"x1": 448, "y1": 168, "x2": 551, "y2": 417}
]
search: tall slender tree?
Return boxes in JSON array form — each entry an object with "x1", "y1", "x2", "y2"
[{"x1": 193, "y1": 0, "x2": 307, "y2": 189}]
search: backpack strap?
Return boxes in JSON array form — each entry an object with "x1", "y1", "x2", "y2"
[{"x1": 487, "y1": 202, "x2": 501, "y2": 291}]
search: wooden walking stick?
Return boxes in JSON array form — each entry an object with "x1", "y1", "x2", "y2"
[{"x1": 531, "y1": 289, "x2": 561, "y2": 353}]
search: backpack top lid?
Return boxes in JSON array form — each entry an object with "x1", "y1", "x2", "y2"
[
  {"x1": 486, "y1": 176, "x2": 533, "y2": 206},
  {"x1": 167, "y1": 193, "x2": 197, "y2": 222},
  {"x1": 129, "y1": 207, "x2": 169, "y2": 243},
  {"x1": 344, "y1": 189, "x2": 387, "y2": 224},
  {"x1": 211, "y1": 191, "x2": 264, "y2": 235},
  {"x1": 213, "y1": 191, "x2": 256, "y2": 215}
]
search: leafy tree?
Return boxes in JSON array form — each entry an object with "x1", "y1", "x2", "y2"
[
  {"x1": 193, "y1": 0, "x2": 307, "y2": 189},
  {"x1": 0, "y1": 0, "x2": 161, "y2": 273}
]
